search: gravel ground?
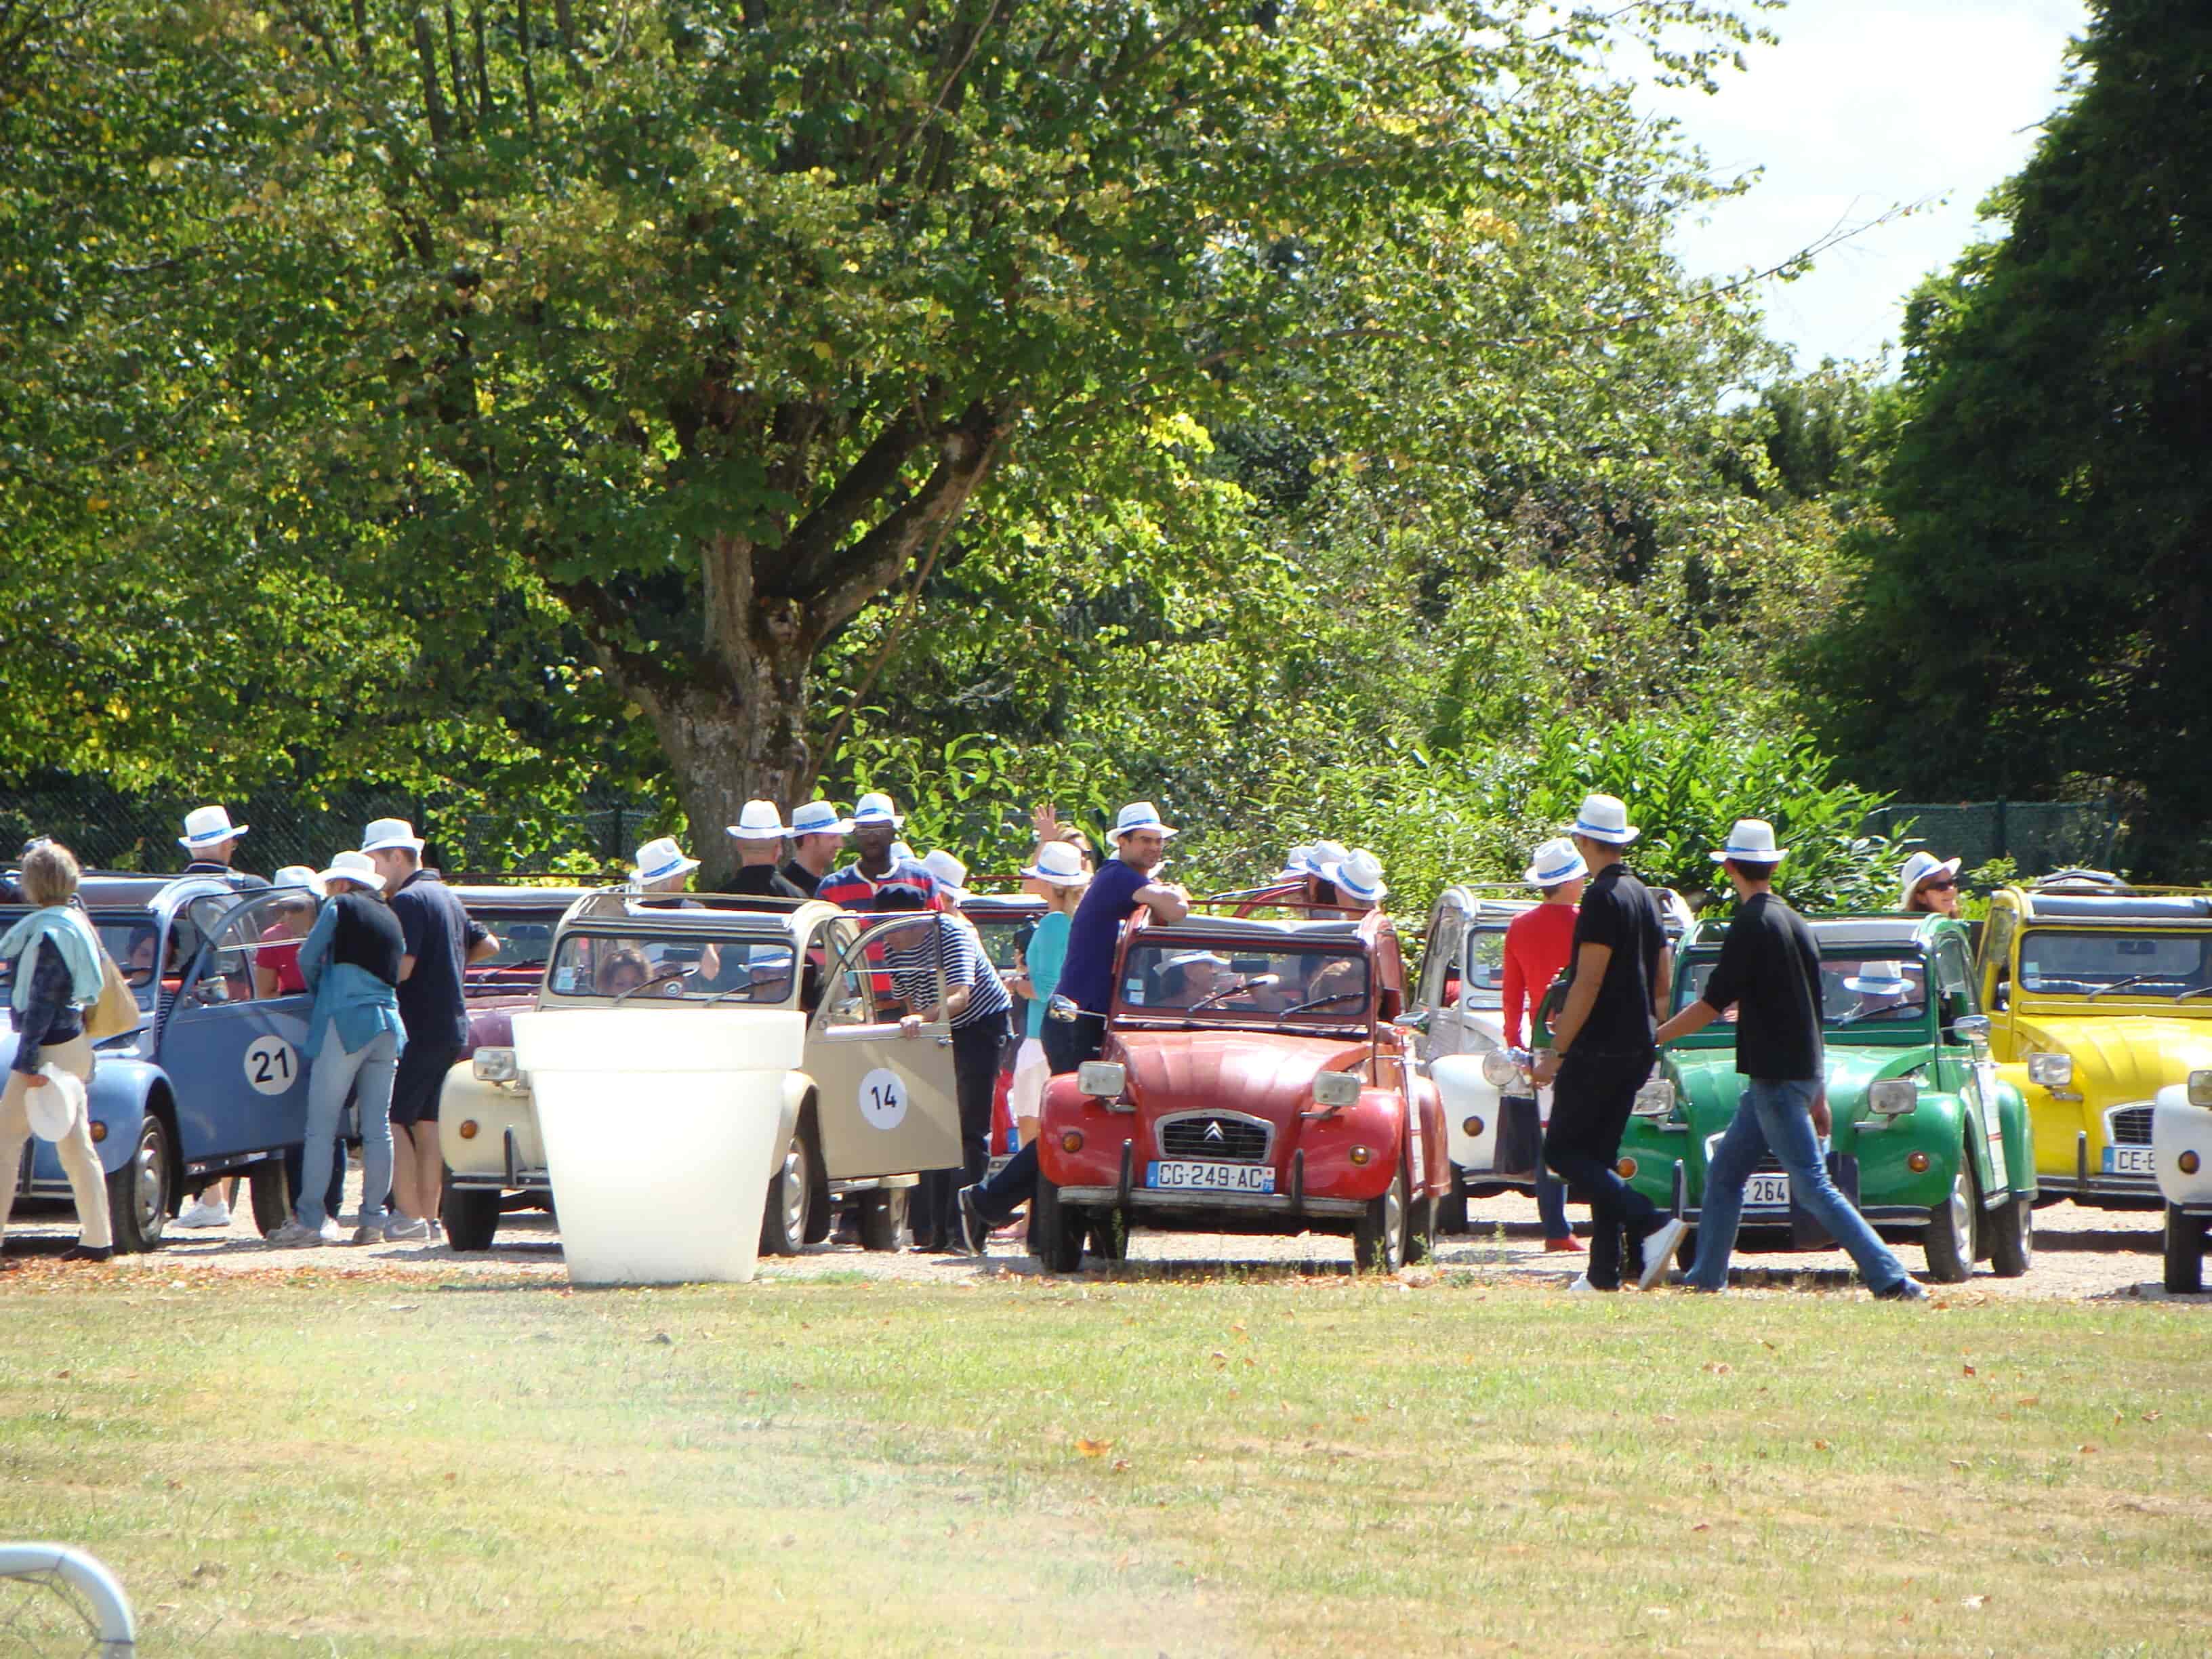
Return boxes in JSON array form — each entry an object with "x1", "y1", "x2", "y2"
[{"x1": 5, "y1": 1179, "x2": 2205, "y2": 1302}]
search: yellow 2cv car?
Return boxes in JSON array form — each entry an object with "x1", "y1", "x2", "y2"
[
  {"x1": 438, "y1": 891, "x2": 964, "y2": 1254},
  {"x1": 1976, "y1": 873, "x2": 2212, "y2": 1208}
]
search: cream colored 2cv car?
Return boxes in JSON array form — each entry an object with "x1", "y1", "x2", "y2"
[{"x1": 438, "y1": 893, "x2": 964, "y2": 1254}]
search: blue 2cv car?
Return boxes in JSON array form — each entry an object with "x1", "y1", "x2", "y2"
[{"x1": 3, "y1": 874, "x2": 321, "y2": 1251}]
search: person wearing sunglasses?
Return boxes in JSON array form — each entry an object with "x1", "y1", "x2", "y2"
[{"x1": 1900, "y1": 851, "x2": 1963, "y2": 916}]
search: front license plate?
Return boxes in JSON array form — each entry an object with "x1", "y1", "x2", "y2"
[
  {"x1": 2102, "y1": 1145, "x2": 2155, "y2": 1176},
  {"x1": 1744, "y1": 1172, "x2": 1792, "y2": 1208},
  {"x1": 1147, "y1": 1160, "x2": 1275, "y2": 1194}
]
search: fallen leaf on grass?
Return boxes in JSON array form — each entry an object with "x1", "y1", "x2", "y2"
[
  {"x1": 1075, "y1": 1437, "x2": 1113, "y2": 1458},
  {"x1": 2016, "y1": 1395, "x2": 2039, "y2": 1407},
  {"x1": 1111, "y1": 1458, "x2": 1131, "y2": 1473},
  {"x1": 1963, "y1": 1595, "x2": 1988, "y2": 1610},
  {"x1": 1691, "y1": 1522, "x2": 1710, "y2": 1533},
  {"x1": 1811, "y1": 1439, "x2": 1832, "y2": 1451},
  {"x1": 1702, "y1": 1361, "x2": 1732, "y2": 1376},
  {"x1": 2143, "y1": 1410, "x2": 2163, "y2": 1422},
  {"x1": 2078, "y1": 1443, "x2": 2100, "y2": 1454},
  {"x1": 1655, "y1": 1414, "x2": 1677, "y2": 1424},
  {"x1": 1949, "y1": 1459, "x2": 1970, "y2": 1471},
  {"x1": 1962, "y1": 1364, "x2": 1975, "y2": 1376}
]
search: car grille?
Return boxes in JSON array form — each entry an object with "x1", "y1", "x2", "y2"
[
  {"x1": 1158, "y1": 1114, "x2": 1271, "y2": 1164},
  {"x1": 2108, "y1": 1105, "x2": 2154, "y2": 1146}
]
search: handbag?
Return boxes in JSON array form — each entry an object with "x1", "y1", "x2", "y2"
[{"x1": 81, "y1": 941, "x2": 142, "y2": 1040}]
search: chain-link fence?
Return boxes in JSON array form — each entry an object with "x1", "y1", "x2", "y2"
[
  {"x1": 0, "y1": 774, "x2": 665, "y2": 880},
  {"x1": 1863, "y1": 800, "x2": 2121, "y2": 877}
]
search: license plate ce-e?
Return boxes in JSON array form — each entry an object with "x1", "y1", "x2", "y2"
[
  {"x1": 2103, "y1": 1145, "x2": 2155, "y2": 1176},
  {"x1": 1147, "y1": 1160, "x2": 1275, "y2": 1194},
  {"x1": 1743, "y1": 1172, "x2": 1791, "y2": 1208}
]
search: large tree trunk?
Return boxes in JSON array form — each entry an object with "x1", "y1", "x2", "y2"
[{"x1": 655, "y1": 682, "x2": 811, "y2": 886}]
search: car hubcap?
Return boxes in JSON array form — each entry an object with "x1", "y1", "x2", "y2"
[
  {"x1": 1384, "y1": 1181, "x2": 1404, "y2": 1264},
  {"x1": 780, "y1": 1140, "x2": 806, "y2": 1238},
  {"x1": 136, "y1": 1128, "x2": 164, "y2": 1232},
  {"x1": 1947, "y1": 1173, "x2": 1971, "y2": 1252}
]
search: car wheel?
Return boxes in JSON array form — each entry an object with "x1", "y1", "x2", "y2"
[
  {"x1": 1922, "y1": 1137, "x2": 1977, "y2": 1284},
  {"x1": 2164, "y1": 1203, "x2": 2205, "y2": 1295},
  {"x1": 441, "y1": 1180, "x2": 503, "y2": 1252},
  {"x1": 248, "y1": 1159, "x2": 291, "y2": 1237},
  {"x1": 857, "y1": 1188, "x2": 906, "y2": 1252},
  {"x1": 1405, "y1": 1187, "x2": 1437, "y2": 1264},
  {"x1": 1437, "y1": 1168, "x2": 1469, "y2": 1235},
  {"x1": 1353, "y1": 1151, "x2": 1408, "y2": 1273},
  {"x1": 106, "y1": 1114, "x2": 170, "y2": 1254},
  {"x1": 1676, "y1": 1225, "x2": 1699, "y2": 1273},
  {"x1": 1034, "y1": 1176, "x2": 1086, "y2": 1273},
  {"x1": 1984, "y1": 1193, "x2": 2033, "y2": 1277},
  {"x1": 759, "y1": 1121, "x2": 816, "y2": 1258}
]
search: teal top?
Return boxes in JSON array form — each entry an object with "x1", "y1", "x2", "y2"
[
  {"x1": 297, "y1": 901, "x2": 407, "y2": 1058},
  {"x1": 1023, "y1": 909, "x2": 1071, "y2": 1041},
  {"x1": 0, "y1": 906, "x2": 103, "y2": 1014}
]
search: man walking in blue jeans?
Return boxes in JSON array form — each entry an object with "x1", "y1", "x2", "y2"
[{"x1": 1654, "y1": 819, "x2": 1925, "y2": 1300}]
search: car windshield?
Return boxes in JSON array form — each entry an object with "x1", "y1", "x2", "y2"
[
  {"x1": 466, "y1": 907, "x2": 566, "y2": 984},
  {"x1": 962, "y1": 912, "x2": 1035, "y2": 970},
  {"x1": 2018, "y1": 929, "x2": 2212, "y2": 999},
  {"x1": 1118, "y1": 940, "x2": 1370, "y2": 1025},
  {"x1": 1677, "y1": 951, "x2": 1931, "y2": 1031},
  {"x1": 0, "y1": 908, "x2": 164, "y2": 1013},
  {"x1": 1460, "y1": 924, "x2": 1507, "y2": 1007},
  {"x1": 548, "y1": 932, "x2": 796, "y2": 1004}
]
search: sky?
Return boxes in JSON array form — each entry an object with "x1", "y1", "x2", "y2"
[{"x1": 1639, "y1": 0, "x2": 2093, "y2": 372}]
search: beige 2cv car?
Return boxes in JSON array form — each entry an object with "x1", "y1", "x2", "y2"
[{"x1": 438, "y1": 892, "x2": 964, "y2": 1254}]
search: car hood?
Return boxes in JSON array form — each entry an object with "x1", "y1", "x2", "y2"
[
  {"x1": 1667, "y1": 1043, "x2": 1928, "y2": 1120},
  {"x1": 2011, "y1": 1015, "x2": 2212, "y2": 1099},
  {"x1": 1113, "y1": 1029, "x2": 1371, "y2": 1120}
]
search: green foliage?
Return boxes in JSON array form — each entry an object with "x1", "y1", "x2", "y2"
[{"x1": 1803, "y1": 0, "x2": 2212, "y2": 876}]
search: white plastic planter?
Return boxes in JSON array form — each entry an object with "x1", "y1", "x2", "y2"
[{"x1": 511, "y1": 1008, "x2": 805, "y2": 1286}]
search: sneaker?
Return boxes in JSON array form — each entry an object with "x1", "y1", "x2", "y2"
[
  {"x1": 1875, "y1": 1276, "x2": 1929, "y2": 1302},
  {"x1": 384, "y1": 1215, "x2": 429, "y2": 1242},
  {"x1": 1637, "y1": 1218, "x2": 1690, "y2": 1290},
  {"x1": 175, "y1": 1197, "x2": 231, "y2": 1229},
  {"x1": 263, "y1": 1219, "x2": 325, "y2": 1249},
  {"x1": 59, "y1": 1242, "x2": 114, "y2": 1263},
  {"x1": 318, "y1": 1217, "x2": 344, "y2": 1244},
  {"x1": 1543, "y1": 1236, "x2": 1586, "y2": 1253},
  {"x1": 424, "y1": 1218, "x2": 444, "y2": 1245},
  {"x1": 1568, "y1": 1274, "x2": 1601, "y2": 1294},
  {"x1": 349, "y1": 1223, "x2": 386, "y2": 1246},
  {"x1": 951, "y1": 1185, "x2": 986, "y2": 1256}
]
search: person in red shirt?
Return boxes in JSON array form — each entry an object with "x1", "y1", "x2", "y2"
[{"x1": 1502, "y1": 836, "x2": 1589, "y2": 1252}]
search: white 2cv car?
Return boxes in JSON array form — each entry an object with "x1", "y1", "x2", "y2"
[
  {"x1": 438, "y1": 892, "x2": 963, "y2": 1254},
  {"x1": 2152, "y1": 1068, "x2": 2212, "y2": 1293}
]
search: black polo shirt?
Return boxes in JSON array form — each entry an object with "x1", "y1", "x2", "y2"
[
  {"x1": 1568, "y1": 862, "x2": 1666, "y2": 1054},
  {"x1": 390, "y1": 867, "x2": 488, "y2": 1048},
  {"x1": 1700, "y1": 891, "x2": 1825, "y2": 1081}
]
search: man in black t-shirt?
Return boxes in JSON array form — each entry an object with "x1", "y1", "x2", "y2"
[
  {"x1": 1655, "y1": 821, "x2": 1923, "y2": 1300},
  {"x1": 1532, "y1": 794, "x2": 1685, "y2": 1292}
]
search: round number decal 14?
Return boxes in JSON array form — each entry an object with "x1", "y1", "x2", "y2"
[
  {"x1": 243, "y1": 1034, "x2": 300, "y2": 1097},
  {"x1": 859, "y1": 1067, "x2": 908, "y2": 1131}
]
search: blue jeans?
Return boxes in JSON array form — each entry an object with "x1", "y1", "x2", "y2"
[
  {"x1": 1537, "y1": 1172, "x2": 1571, "y2": 1239},
  {"x1": 1686, "y1": 1077, "x2": 1911, "y2": 1294},
  {"x1": 300, "y1": 1026, "x2": 396, "y2": 1231}
]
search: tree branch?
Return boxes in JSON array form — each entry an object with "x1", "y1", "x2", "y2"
[{"x1": 766, "y1": 409, "x2": 931, "y2": 598}]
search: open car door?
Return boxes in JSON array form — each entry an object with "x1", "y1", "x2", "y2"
[
  {"x1": 805, "y1": 914, "x2": 962, "y2": 1180},
  {"x1": 157, "y1": 890, "x2": 314, "y2": 1169}
]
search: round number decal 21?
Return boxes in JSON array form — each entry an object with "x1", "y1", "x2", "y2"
[{"x1": 243, "y1": 1034, "x2": 300, "y2": 1097}]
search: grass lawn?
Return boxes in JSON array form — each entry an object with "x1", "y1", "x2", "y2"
[{"x1": 2, "y1": 1263, "x2": 2208, "y2": 1656}]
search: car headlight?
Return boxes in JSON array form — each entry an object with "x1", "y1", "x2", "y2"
[
  {"x1": 472, "y1": 1047, "x2": 518, "y2": 1083},
  {"x1": 1481, "y1": 1050, "x2": 1521, "y2": 1089},
  {"x1": 2189, "y1": 1069, "x2": 2212, "y2": 1108},
  {"x1": 2027, "y1": 1053, "x2": 2074, "y2": 1088},
  {"x1": 1313, "y1": 1070, "x2": 1362, "y2": 1109},
  {"x1": 1632, "y1": 1080, "x2": 1675, "y2": 1116},
  {"x1": 1077, "y1": 1061, "x2": 1126, "y2": 1099},
  {"x1": 1868, "y1": 1079, "x2": 1919, "y2": 1115}
]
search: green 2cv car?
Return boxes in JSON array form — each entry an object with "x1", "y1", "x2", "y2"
[{"x1": 1619, "y1": 913, "x2": 2036, "y2": 1283}]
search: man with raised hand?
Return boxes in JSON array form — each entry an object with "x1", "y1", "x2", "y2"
[
  {"x1": 1531, "y1": 794, "x2": 1685, "y2": 1293},
  {"x1": 1656, "y1": 821, "x2": 1925, "y2": 1300}
]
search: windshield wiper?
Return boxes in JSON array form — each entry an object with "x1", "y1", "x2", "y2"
[
  {"x1": 2171, "y1": 983, "x2": 2212, "y2": 1003},
  {"x1": 613, "y1": 969, "x2": 691, "y2": 1004},
  {"x1": 2087, "y1": 972, "x2": 2170, "y2": 1001}
]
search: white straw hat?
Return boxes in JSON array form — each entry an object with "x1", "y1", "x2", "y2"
[
  {"x1": 270, "y1": 865, "x2": 325, "y2": 901},
  {"x1": 360, "y1": 817, "x2": 425, "y2": 855},
  {"x1": 1711, "y1": 819, "x2": 1786, "y2": 865},
  {"x1": 319, "y1": 849, "x2": 385, "y2": 893},
  {"x1": 1326, "y1": 848, "x2": 1388, "y2": 904},
  {"x1": 1844, "y1": 960, "x2": 1914, "y2": 996},
  {"x1": 725, "y1": 800, "x2": 790, "y2": 842},
  {"x1": 1523, "y1": 837, "x2": 1590, "y2": 888},
  {"x1": 633, "y1": 836, "x2": 700, "y2": 884},
  {"x1": 1568, "y1": 794, "x2": 1639, "y2": 846},
  {"x1": 1900, "y1": 851, "x2": 1963, "y2": 910},
  {"x1": 1107, "y1": 801, "x2": 1178, "y2": 843},
  {"x1": 1023, "y1": 841, "x2": 1092, "y2": 886},
  {"x1": 178, "y1": 805, "x2": 247, "y2": 850},
  {"x1": 921, "y1": 849, "x2": 971, "y2": 902},
  {"x1": 852, "y1": 792, "x2": 905, "y2": 829},
  {"x1": 790, "y1": 801, "x2": 854, "y2": 838},
  {"x1": 25, "y1": 1065, "x2": 85, "y2": 1143},
  {"x1": 1275, "y1": 844, "x2": 1317, "y2": 881}
]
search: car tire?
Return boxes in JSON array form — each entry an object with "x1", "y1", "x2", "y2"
[
  {"x1": 1437, "y1": 1168, "x2": 1469, "y2": 1235},
  {"x1": 441, "y1": 1181, "x2": 503, "y2": 1252},
  {"x1": 1405, "y1": 1187, "x2": 1437, "y2": 1264},
  {"x1": 1034, "y1": 1176, "x2": 1086, "y2": 1274},
  {"x1": 2164, "y1": 1203, "x2": 2205, "y2": 1295},
  {"x1": 1984, "y1": 1193, "x2": 2033, "y2": 1277},
  {"x1": 106, "y1": 1113, "x2": 170, "y2": 1254},
  {"x1": 1922, "y1": 1136, "x2": 1978, "y2": 1284},
  {"x1": 1353, "y1": 1151, "x2": 1408, "y2": 1273},
  {"x1": 248, "y1": 1159, "x2": 291, "y2": 1237},
  {"x1": 1086, "y1": 1208, "x2": 1128, "y2": 1264},
  {"x1": 760, "y1": 1118, "x2": 817, "y2": 1258},
  {"x1": 857, "y1": 1188, "x2": 906, "y2": 1252}
]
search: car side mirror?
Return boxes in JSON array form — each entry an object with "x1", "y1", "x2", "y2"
[
  {"x1": 1046, "y1": 993, "x2": 1080, "y2": 1023},
  {"x1": 1950, "y1": 1014, "x2": 1990, "y2": 1046},
  {"x1": 1393, "y1": 1009, "x2": 1431, "y2": 1033}
]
